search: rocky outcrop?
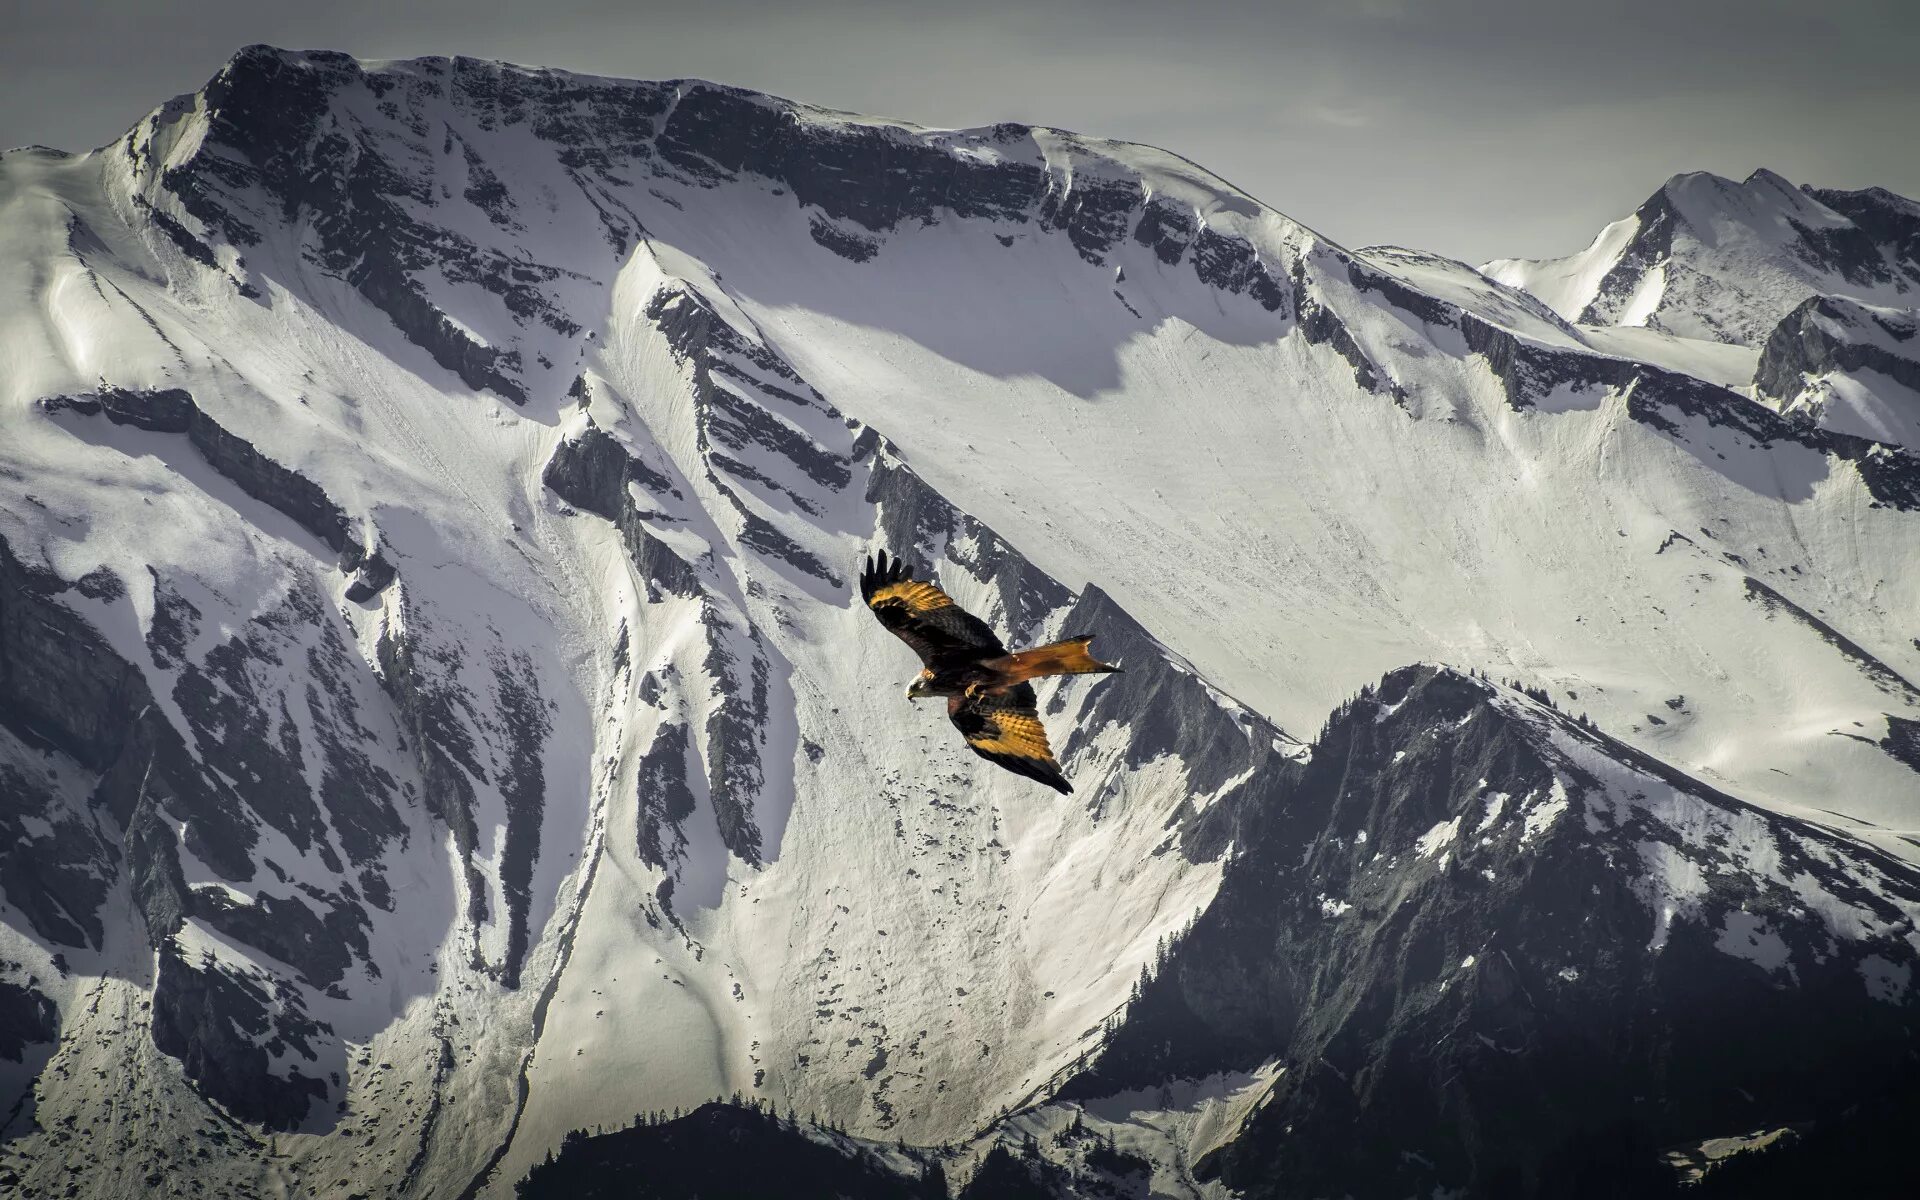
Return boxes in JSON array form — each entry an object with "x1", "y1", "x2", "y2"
[
  {"x1": 373, "y1": 603, "x2": 551, "y2": 987},
  {"x1": 859, "y1": 433, "x2": 1071, "y2": 641},
  {"x1": 149, "y1": 945, "x2": 329, "y2": 1131},
  {"x1": 1755, "y1": 296, "x2": 1920, "y2": 404},
  {"x1": 1752, "y1": 295, "x2": 1920, "y2": 450},
  {"x1": 1048, "y1": 586, "x2": 1290, "y2": 860},
  {"x1": 0, "y1": 759, "x2": 111, "y2": 950},
  {"x1": 375, "y1": 614, "x2": 492, "y2": 940},
  {"x1": 42, "y1": 386, "x2": 389, "y2": 590},
  {"x1": 0, "y1": 974, "x2": 57, "y2": 1067},
  {"x1": 542, "y1": 423, "x2": 700, "y2": 601},
  {"x1": 0, "y1": 533, "x2": 258, "y2": 899},
  {"x1": 1809, "y1": 185, "x2": 1920, "y2": 276},
  {"x1": 633, "y1": 721, "x2": 698, "y2": 872},
  {"x1": 697, "y1": 605, "x2": 771, "y2": 868},
  {"x1": 1065, "y1": 666, "x2": 1920, "y2": 1199},
  {"x1": 643, "y1": 284, "x2": 849, "y2": 586}
]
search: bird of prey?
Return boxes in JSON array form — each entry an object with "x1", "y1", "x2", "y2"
[{"x1": 860, "y1": 549, "x2": 1120, "y2": 793}]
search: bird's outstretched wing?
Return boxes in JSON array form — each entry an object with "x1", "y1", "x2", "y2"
[
  {"x1": 860, "y1": 549, "x2": 1006, "y2": 666},
  {"x1": 948, "y1": 683, "x2": 1071, "y2": 794}
]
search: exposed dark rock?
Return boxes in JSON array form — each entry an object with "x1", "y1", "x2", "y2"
[
  {"x1": 377, "y1": 612, "x2": 490, "y2": 937},
  {"x1": 645, "y1": 286, "x2": 852, "y2": 524},
  {"x1": 1291, "y1": 270, "x2": 1390, "y2": 398},
  {"x1": 126, "y1": 803, "x2": 192, "y2": 941},
  {"x1": 44, "y1": 386, "x2": 372, "y2": 569},
  {"x1": 542, "y1": 423, "x2": 680, "y2": 516},
  {"x1": 702, "y1": 386, "x2": 851, "y2": 496},
  {"x1": 1065, "y1": 665, "x2": 1920, "y2": 1199},
  {"x1": 1534, "y1": 173, "x2": 1918, "y2": 346},
  {"x1": 1753, "y1": 295, "x2": 1920, "y2": 410},
  {"x1": 149, "y1": 944, "x2": 328, "y2": 1132},
  {"x1": 542, "y1": 423, "x2": 701, "y2": 601},
  {"x1": 1190, "y1": 226, "x2": 1288, "y2": 312},
  {"x1": 809, "y1": 215, "x2": 880, "y2": 262},
  {"x1": 172, "y1": 610, "x2": 335, "y2": 865},
  {"x1": 0, "y1": 760, "x2": 111, "y2": 949},
  {"x1": 1038, "y1": 176, "x2": 1139, "y2": 265},
  {"x1": 0, "y1": 976, "x2": 56, "y2": 1064},
  {"x1": 637, "y1": 282, "x2": 854, "y2": 586},
  {"x1": 1050, "y1": 586, "x2": 1289, "y2": 857},
  {"x1": 653, "y1": 84, "x2": 1043, "y2": 233},
  {"x1": 1808, "y1": 185, "x2": 1920, "y2": 279},
  {"x1": 190, "y1": 886, "x2": 369, "y2": 989},
  {"x1": 634, "y1": 722, "x2": 699, "y2": 872},
  {"x1": 1579, "y1": 190, "x2": 1680, "y2": 328},
  {"x1": 151, "y1": 47, "x2": 1310, "y2": 433},
  {"x1": 0, "y1": 531, "x2": 257, "y2": 888},
  {"x1": 861, "y1": 436, "x2": 1070, "y2": 641},
  {"x1": 699, "y1": 605, "x2": 769, "y2": 866},
  {"x1": 143, "y1": 202, "x2": 221, "y2": 269},
  {"x1": 302, "y1": 612, "x2": 405, "y2": 868},
  {"x1": 489, "y1": 648, "x2": 552, "y2": 988},
  {"x1": 1132, "y1": 196, "x2": 1195, "y2": 265},
  {"x1": 1883, "y1": 715, "x2": 1920, "y2": 775},
  {"x1": 371, "y1": 604, "x2": 550, "y2": 986},
  {"x1": 0, "y1": 534, "x2": 151, "y2": 766},
  {"x1": 732, "y1": 508, "x2": 841, "y2": 586},
  {"x1": 344, "y1": 551, "x2": 396, "y2": 602},
  {"x1": 156, "y1": 47, "x2": 617, "y2": 404},
  {"x1": 1623, "y1": 363, "x2": 1920, "y2": 511},
  {"x1": 460, "y1": 139, "x2": 518, "y2": 229},
  {"x1": 145, "y1": 569, "x2": 202, "y2": 669}
]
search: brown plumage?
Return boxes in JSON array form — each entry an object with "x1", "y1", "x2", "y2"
[{"x1": 860, "y1": 549, "x2": 1121, "y2": 793}]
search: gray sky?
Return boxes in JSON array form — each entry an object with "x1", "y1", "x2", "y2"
[{"x1": 4, "y1": 0, "x2": 1915, "y2": 263}]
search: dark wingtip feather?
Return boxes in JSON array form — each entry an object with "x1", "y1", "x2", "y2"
[{"x1": 971, "y1": 746, "x2": 1072, "y2": 794}]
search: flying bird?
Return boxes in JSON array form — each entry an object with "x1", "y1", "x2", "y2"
[{"x1": 860, "y1": 549, "x2": 1120, "y2": 793}]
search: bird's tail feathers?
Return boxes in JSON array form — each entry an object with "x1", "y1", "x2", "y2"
[{"x1": 984, "y1": 635, "x2": 1122, "y2": 685}]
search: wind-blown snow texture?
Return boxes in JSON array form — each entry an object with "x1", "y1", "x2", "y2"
[{"x1": 1, "y1": 46, "x2": 1917, "y2": 1198}]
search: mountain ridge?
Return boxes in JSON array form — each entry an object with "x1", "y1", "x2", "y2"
[{"x1": 2, "y1": 44, "x2": 1918, "y2": 1197}]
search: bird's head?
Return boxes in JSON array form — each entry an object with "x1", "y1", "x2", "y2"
[{"x1": 905, "y1": 674, "x2": 936, "y2": 702}]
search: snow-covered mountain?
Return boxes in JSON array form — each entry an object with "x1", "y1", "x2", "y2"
[
  {"x1": 2, "y1": 45, "x2": 1918, "y2": 1198},
  {"x1": 1483, "y1": 168, "x2": 1920, "y2": 347}
]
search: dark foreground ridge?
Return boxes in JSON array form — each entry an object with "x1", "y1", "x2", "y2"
[
  {"x1": 517, "y1": 1101, "x2": 947, "y2": 1200},
  {"x1": 1062, "y1": 665, "x2": 1920, "y2": 1199}
]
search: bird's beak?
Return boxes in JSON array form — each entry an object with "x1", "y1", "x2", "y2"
[{"x1": 905, "y1": 680, "x2": 928, "y2": 701}]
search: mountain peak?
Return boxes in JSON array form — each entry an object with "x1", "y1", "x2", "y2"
[{"x1": 1487, "y1": 166, "x2": 1920, "y2": 345}]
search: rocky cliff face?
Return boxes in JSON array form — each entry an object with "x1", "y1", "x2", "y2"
[
  {"x1": 1754, "y1": 294, "x2": 1920, "y2": 450},
  {"x1": 1061, "y1": 667, "x2": 1920, "y2": 1198}
]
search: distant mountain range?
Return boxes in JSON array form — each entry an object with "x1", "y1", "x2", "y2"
[{"x1": 1, "y1": 46, "x2": 1916, "y2": 1198}]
